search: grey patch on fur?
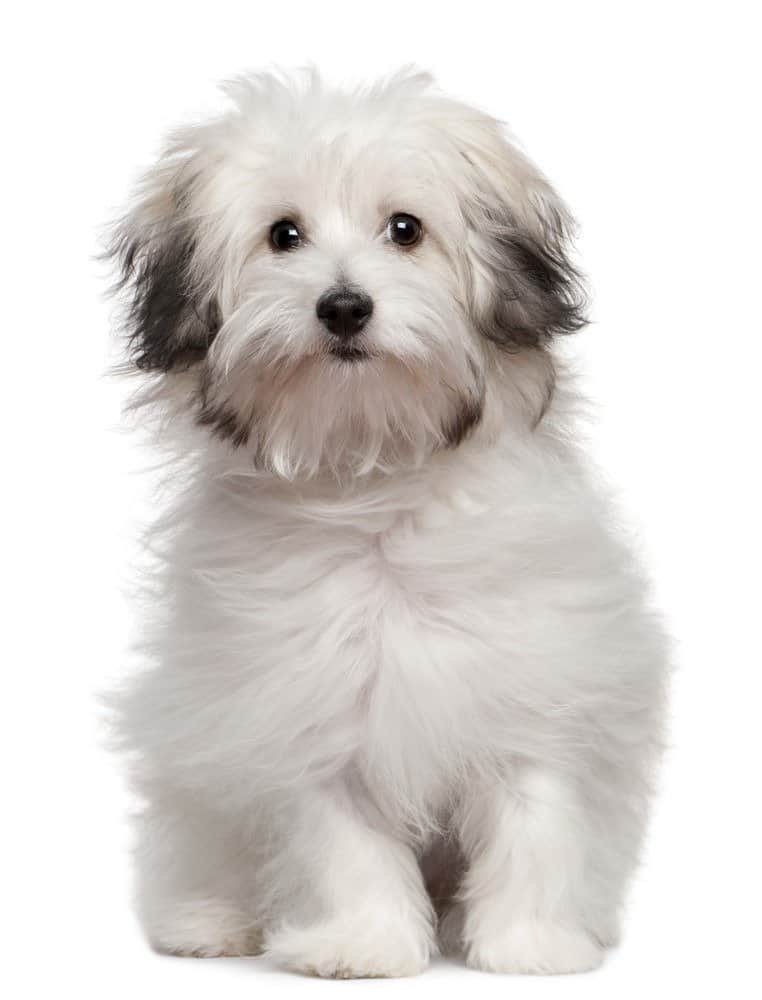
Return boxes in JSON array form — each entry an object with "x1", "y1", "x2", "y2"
[
  {"x1": 440, "y1": 358, "x2": 486, "y2": 447},
  {"x1": 196, "y1": 370, "x2": 252, "y2": 448},
  {"x1": 474, "y1": 207, "x2": 588, "y2": 350},
  {"x1": 107, "y1": 204, "x2": 220, "y2": 373},
  {"x1": 442, "y1": 396, "x2": 484, "y2": 448}
]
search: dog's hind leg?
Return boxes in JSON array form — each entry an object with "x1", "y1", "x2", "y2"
[{"x1": 132, "y1": 789, "x2": 262, "y2": 958}]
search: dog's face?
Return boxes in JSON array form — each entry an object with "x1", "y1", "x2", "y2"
[{"x1": 111, "y1": 71, "x2": 585, "y2": 477}]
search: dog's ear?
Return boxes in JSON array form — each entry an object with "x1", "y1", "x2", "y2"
[
  {"x1": 460, "y1": 127, "x2": 588, "y2": 351},
  {"x1": 108, "y1": 162, "x2": 221, "y2": 373}
]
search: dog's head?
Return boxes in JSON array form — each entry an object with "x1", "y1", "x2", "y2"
[{"x1": 109, "y1": 70, "x2": 586, "y2": 477}]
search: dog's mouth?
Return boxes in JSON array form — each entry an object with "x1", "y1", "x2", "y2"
[{"x1": 329, "y1": 343, "x2": 370, "y2": 363}]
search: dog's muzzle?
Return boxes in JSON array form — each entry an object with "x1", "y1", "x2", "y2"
[{"x1": 316, "y1": 286, "x2": 373, "y2": 339}]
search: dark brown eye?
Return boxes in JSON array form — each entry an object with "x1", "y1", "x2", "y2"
[
  {"x1": 270, "y1": 219, "x2": 302, "y2": 251},
  {"x1": 388, "y1": 213, "x2": 422, "y2": 247}
]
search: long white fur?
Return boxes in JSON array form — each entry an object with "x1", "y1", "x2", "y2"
[{"x1": 110, "y1": 69, "x2": 669, "y2": 977}]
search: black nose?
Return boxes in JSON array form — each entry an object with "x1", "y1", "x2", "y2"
[{"x1": 316, "y1": 287, "x2": 373, "y2": 338}]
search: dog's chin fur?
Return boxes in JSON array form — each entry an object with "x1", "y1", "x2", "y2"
[{"x1": 107, "y1": 69, "x2": 669, "y2": 978}]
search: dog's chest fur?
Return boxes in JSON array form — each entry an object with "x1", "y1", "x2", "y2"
[
  {"x1": 136, "y1": 443, "x2": 621, "y2": 834},
  {"x1": 157, "y1": 453, "x2": 537, "y2": 818},
  {"x1": 255, "y1": 481, "x2": 506, "y2": 807}
]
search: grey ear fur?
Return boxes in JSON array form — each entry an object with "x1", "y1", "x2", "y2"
[
  {"x1": 108, "y1": 183, "x2": 220, "y2": 373},
  {"x1": 472, "y1": 203, "x2": 588, "y2": 351}
]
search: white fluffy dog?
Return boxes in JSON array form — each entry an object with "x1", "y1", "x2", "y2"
[{"x1": 108, "y1": 69, "x2": 668, "y2": 977}]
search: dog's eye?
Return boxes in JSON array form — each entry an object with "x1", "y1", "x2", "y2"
[
  {"x1": 387, "y1": 213, "x2": 422, "y2": 247},
  {"x1": 270, "y1": 219, "x2": 302, "y2": 252}
]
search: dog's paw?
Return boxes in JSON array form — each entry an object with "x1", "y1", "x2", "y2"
[
  {"x1": 147, "y1": 899, "x2": 263, "y2": 958},
  {"x1": 466, "y1": 919, "x2": 603, "y2": 975},
  {"x1": 265, "y1": 910, "x2": 433, "y2": 978}
]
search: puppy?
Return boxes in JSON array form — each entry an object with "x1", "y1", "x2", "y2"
[{"x1": 108, "y1": 69, "x2": 668, "y2": 977}]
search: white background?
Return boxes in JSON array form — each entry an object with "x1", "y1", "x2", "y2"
[{"x1": 3, "y1": 1, "x2": 760, "y2": 996}]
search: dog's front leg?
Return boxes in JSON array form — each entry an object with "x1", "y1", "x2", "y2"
[
  {"x1": 263, "y1": 779, "x2": 435, "y2": 978},
  {"x1": 456, "y1": 764, "x2": 606, "y2": 974}
]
